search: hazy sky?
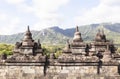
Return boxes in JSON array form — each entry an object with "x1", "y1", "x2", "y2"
[{"x1": 0, "y1": 0, "x2": 120, "y2": 35}]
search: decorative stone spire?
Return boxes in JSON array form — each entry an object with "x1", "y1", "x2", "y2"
[
  {"x1": 101, "y1": 29, "x2": 106, "y2": 42},
  {"x1": 66, "y1": 39, "x2": 70, "y2": 49},
  {"x1": 73, "y1": 26, "x2": 83, "y2": 42},
  {"x1": 38, "y1": 39, "x2": 41, "y2": 49},
  {"x1": 95, "y1": 29, "x2": 107, "y2": 42},
  {"x1": 22, "y1": 26, "x2": 34, "y2": 46},
  {"x1": 95, "y1": 29, "x2": 102, "y2": 42},
  {"x1": 63, "y1": 39, "x2": 71, "y2": 53},
  {"x1": 76, "y1": 26, "x2": 79, "y2": 32},
  {"x1": 28, "y1": 25, "x2": 30, "y2": 31}
]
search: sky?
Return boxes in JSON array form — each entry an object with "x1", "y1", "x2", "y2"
[{"x1": 0, "y1": 0, "x2": 120, "y2": 35}]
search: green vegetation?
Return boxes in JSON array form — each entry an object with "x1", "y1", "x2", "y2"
[
  {"x1": 0, "y1": 43, "x2": 14, "y2": 55},
  {"x1": 117, "y1": 47, "x2": 120, "y2": 53},
  {"x1": 0, "y1": 42, "x2": 120, "y2": 58},
  {"x1": 0, "y1": 43, "x2": 64, "y2": 57},
  {"x1": 42, "y1": 44, "x2": 64, "y2": 58}
]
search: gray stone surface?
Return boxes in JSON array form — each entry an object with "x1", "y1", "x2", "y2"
[{"x1": 0, "y1": 65, "x2": 120, "y2": 79}]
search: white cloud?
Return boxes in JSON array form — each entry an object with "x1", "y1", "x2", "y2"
[
  {"x1": 31, "y1": 0, "x2": 70, "y2": 28},
  {"x1": 0, "y1": 13, "x2": 7, "y2": 21},
  {"x1": 74, "y1": 0, "x2": 120, "y2": 25},
  {"x1": 0, "y1": 16, "x2": 22, "y2": 35},
  {"x1": 101, "y1": 0, "x2": 120, "y2": 6},
  {"x1": 1, "y1": 0, "x2": 120, "y2": 35},
  {"x1": 5, "y1": 0, "x2": 70, "y2": 25},
  {"x1": 5, "y1": 0, "x2": 25, "y2": 4},
  {"x1": 18, "y1": 4, "x2": 33, "y2": 13},
  {"x1": 3, "y1": 0, "x2": 70, "y2": 33}
]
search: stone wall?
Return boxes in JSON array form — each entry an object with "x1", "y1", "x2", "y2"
[{"x1": 0, "y1": 65, "x2": 120, "y2": 79}]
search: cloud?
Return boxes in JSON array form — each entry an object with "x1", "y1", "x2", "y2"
[
  {"x1": 5, "y1": 0, "x2": 25, "y2": 4},
  {"x1": 5, "y1": 0, "x2": 70, "y2": 26},
  {"x1": 0, "y1": 15, "x2": 22, "y2": 35},
  {"x1": 31, "y1": 0, "x2": 70, "y2": 29},
  {"x1": 2, "y1": 0, "x2": 70, "y2": 33},
  {"x1": 18, "y1": 4, "x2": 33, "y2": 13},
  {"x1": 0, "y1": 13, "x2": 7, "y2": 21},
  {"x1": 101, "y1": 0, "x2": 120, "y2": 6},
  {"x1": 74, "y1": 0, "x2": 120, "y2": 25},
  {"x1": 1, "y1": 0, "x2": 120, "y2": 35}
]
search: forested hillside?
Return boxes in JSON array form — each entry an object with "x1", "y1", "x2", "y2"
[{"x1": 0, "y1": 23, "x2": 120, "y2": 44}]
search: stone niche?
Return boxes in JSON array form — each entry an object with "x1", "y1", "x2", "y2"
[
  {"x1": 72, "y1": 47, "x2": 86, "y2": 55},
  {"x1": 20, "y1": 47, "x2": 33, "y2": 55}
]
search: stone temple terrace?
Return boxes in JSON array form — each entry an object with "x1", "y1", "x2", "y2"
[{"x1": 0, "y1": 26, "x2": 120, "y2": 79}]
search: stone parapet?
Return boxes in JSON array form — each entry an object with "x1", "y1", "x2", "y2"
[{"x1": 0, "y1": 65, "x2": 120, "y2": 79}]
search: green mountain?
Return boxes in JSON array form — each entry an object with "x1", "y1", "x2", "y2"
[{"x1": 0, "y1": 23, "x2": 120, "y2": 44}]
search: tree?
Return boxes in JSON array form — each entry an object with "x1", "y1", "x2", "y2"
[{"x1": 0, "y1": 43, "x2": 14, "y2": 55}]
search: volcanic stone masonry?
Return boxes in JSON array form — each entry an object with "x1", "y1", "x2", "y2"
[{"x1": 0, "y1": 26, "x2": 120, "y2": 79}]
